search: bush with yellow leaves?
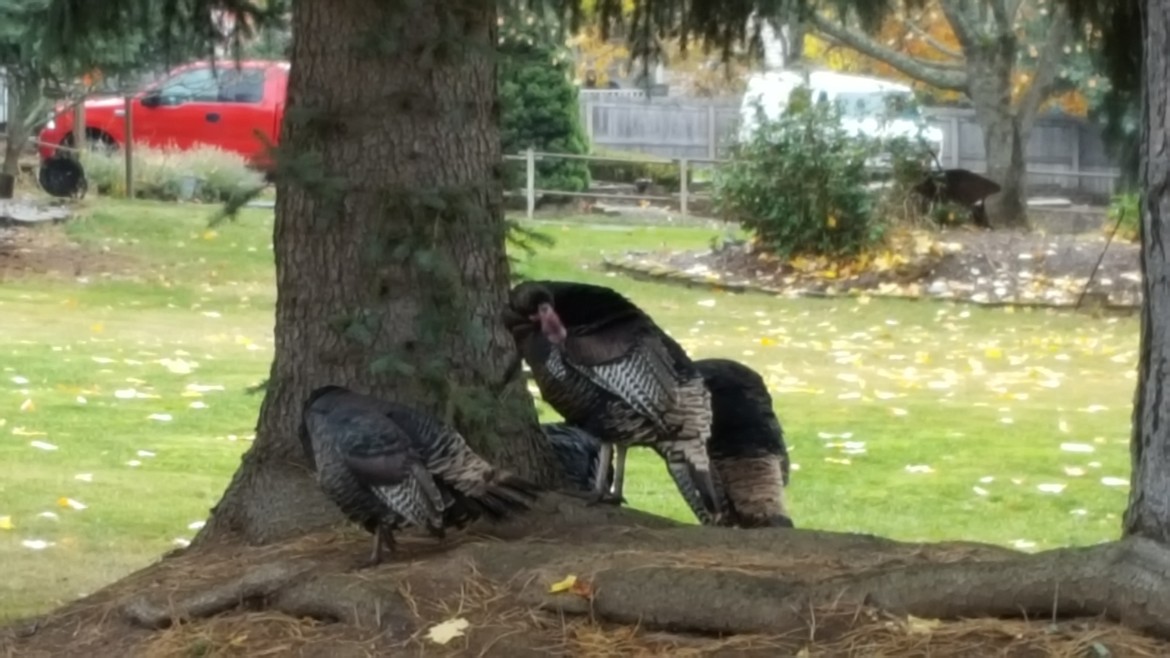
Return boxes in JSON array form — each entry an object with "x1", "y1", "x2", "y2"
[{"x1": 714, "y1": 87, "x2": 886, "y2": 259}]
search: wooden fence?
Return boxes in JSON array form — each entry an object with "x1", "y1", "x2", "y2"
[
  {"x1": 0, "y1": 69, "x2": 7, "y2": 125},
  {"x1": 578, "y1": 91, "x2": 1122, "y2": 198}
]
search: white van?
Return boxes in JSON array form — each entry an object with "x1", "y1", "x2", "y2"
[{"x1": 737, "y1": 69, "x2": 945, "y2": 162}]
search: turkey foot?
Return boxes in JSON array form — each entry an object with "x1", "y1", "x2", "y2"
[
  {"x1": 356, "y1": 525, "x2": 396, "y2": 569},
  {"x1": 585, "y1": 491, "x2": 626, "y2": 506}
]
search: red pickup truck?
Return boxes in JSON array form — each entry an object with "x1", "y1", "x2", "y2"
[{"x1": 38, "y1": 60, "x2": 289, "y2": 168}]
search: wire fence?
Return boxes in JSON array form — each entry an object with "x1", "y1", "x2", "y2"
[
  {"x1": 503, "y1": 148, "x2": 1125, "y2": 220},
  {"x1": 502, "y1": 149, "x2": 725, "y2": 218}
]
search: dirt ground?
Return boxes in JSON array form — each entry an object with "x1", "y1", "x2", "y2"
[
  {"x1": 628, "y1": 227, "x2": 1141, "y2": 311},
  {"x1": 0, "y1": 221, "x2": 133, "y2": 282},
  {"x1": 3, "y1": 499, "x2": 1170, "y2": 658}
]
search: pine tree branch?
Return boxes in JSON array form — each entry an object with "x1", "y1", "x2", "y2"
[{"x1": 807, "y1": 12, "x2": 968, "y2": 92}]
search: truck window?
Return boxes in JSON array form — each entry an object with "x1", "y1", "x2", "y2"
[
  {"x1": 159, "y1": 68, "x2": 220, "y2": 104},
  {"x1": 217, "y1": 69, "x2": 266, "y2": 104},
  {"x1": 834, "y1": 91, "x2": 920, "y2": 120}
]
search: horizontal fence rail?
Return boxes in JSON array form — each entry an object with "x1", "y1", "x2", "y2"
[{"x1": 505, "y1": 148, "x2": 1123, "y2": 220}]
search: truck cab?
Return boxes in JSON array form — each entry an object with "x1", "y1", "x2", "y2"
[{"x1": 38, "y1": 60, "x2": 289, "y2": 169}]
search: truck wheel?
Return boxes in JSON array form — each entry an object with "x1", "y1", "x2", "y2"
[{"x1": 61, "y1": 130, "x2": 117, "y2": 158}]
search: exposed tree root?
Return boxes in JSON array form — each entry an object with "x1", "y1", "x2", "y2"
[
  {"x1": 122, "y1": 561, "x2": 315, "y2": 629},
  {"x1": 530, "y1": 539, "x2": 1170, "y2": 639},
  {"x1": 5, "y1": 501, "x2": 1170, "y2": 657}
]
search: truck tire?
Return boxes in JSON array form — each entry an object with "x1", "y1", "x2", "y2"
[{"x1": 60, "y1": 129, "x2": 117, "y2": 158}]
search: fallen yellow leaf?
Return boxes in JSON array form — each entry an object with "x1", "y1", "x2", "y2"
[
  {"x1": 906, "y1": 615, "x2": 942, "y2": 634},
  {"x1": 549, "y1": 574, "x2": 578, "y2": 593},
  {"x1": 91, "y1": 323, "x2": 104, "y2": 333},
  {"x1": 426, "y1": 618, "x2": 470, "y2": 645},
  {"x1": 0, "y1": 515, "x2": 13, "y2": 530}
]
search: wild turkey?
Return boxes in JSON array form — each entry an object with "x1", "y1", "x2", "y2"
[
  {"x1": 300, "y1": 385, "x2": 541, "y2": 565},
  {"x1": 542, "y1": 422, "x2": 614, "y2": 495},
  {"x1": 696, "y1": 358, "x2": 794, "y2": 528},
  {"x1": 912, "y1": 168, "x2": 1001, "y2": 227},
  {"x1": 540, "y1": 360, "x2": 795, "y2": 529},
  {"x1": 504, "y1": 280, "x2": 726, "y2": 525}
]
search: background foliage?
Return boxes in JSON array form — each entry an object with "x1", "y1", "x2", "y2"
[
  {"x1": 499, "y1": 11, "x2": 591, "y2": 193},
  {"x1": 716, "y1": 87, "x2": 889, "y2": 258}
]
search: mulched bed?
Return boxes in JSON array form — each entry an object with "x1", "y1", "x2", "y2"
[{"x1": 611, "y1": 227, "x2": 1142, "y2": 310}]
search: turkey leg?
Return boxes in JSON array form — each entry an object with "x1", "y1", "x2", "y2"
[
  {"x1": 360, "y1": 525, "x2": 396, "y2": 569},
  {"x1": 587, "y1": 442, "x2": 623, "y2": 506},
  {"x1": 610, "y1": 444, "x2": 629, "y2": 502}
]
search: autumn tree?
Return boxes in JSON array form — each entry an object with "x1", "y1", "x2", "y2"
[
  {"x1": 807, "y1": 0, "x2": 1080, "y2": 228},
  {"x1": 9, "y1": 0, "x2": 1170, "y2": 654}
]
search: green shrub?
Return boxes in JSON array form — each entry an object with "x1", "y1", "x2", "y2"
[
  {"x1": 499, "y1": 12, "x2": 590, "y2": 194},
  {"x1": 80, "y1": 145, "x2": 265, "y2": 203},
  {"x1": 1107, "y1": 191, "x2": 1140, "y2": 242},
  {"x1": 715, "y1": 87, "x2": 885, "y2": 259}
]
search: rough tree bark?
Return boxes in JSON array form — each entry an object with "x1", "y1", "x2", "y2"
[
  {"x1": 1126, "y1": 0, "x2": 1170, "y2": 543},
  {"x1": 962, "y1": 27, "x2": 1028, "y2": 229},
  {"x1": 809, "y1": 0, "x2": 1073, "y2": 229},
  {"x1": 192, "y1": 0, "x2": 559, "y2": 548}
]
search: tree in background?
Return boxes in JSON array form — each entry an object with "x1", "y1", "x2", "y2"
[
  {"x1": 569, "y1": 25, "x2": 629, "y2": 85},
  {"x1": 807, "y1": 0, "x2": 1078, "y2": 229},
  {"x1": 499, "y1": 10, "x2": 590, "y2": 193},
  {"x1": 0, "y1": 0, "x2": 213, "y2": 176},
  {"x1": 0, "y1": 0, "x2": 55, "y2": 176}
]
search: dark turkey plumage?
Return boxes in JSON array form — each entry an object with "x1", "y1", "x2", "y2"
[
  {"x1": 542, "y1": 422, "x2": 612, "y2": 494},
  {"x1": 696, "y1": 358, "x2": 794, "y2": 529},
  {"x1": 505, "y1": 280, "x2": 727, "y2": 525},
  {"x1": 300, "y1": 385, "x2": 541, "y2": 565},
  {"x1": 539, "y1": 360, "x2": 794, "y2": 529}
]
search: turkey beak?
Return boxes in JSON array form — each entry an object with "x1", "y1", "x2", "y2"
[{"x1": 536, "y1": 303, "x2": 567, "y2": 344}]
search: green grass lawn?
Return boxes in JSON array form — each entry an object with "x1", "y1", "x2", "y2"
[{"x1": 0, "y1": 199, "x2": 1138, "y2": 622}]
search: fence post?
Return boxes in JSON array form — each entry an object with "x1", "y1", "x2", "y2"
[
  {"x1": 679, "y1": 158, "x2": 689, "y2": 217},
  {"x1": 1071, "y1": 124, "x2": 1082, "y2": 195},
  {"x1": 123, "y1": 96, "x2": 134, "y2": 199},
  {"x1": 948, "y1": 116, "x2": 960, "y2": 168},
  {"x1": 525, "y1": 147, "x2": 535, "y2": 220},
  {"x1": 72, "y1": 99, "x2": 86, "y2": 160},
  {"x1": 584, "y1": 101, "x2": 594, "y2": 144},
  {"x1": 706, "y1": 105, "x2": 717, "y2": 160}
]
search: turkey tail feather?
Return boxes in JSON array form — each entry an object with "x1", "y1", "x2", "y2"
[{"x1": 465, "y1": 473, "x2": 542, "y2": 520}]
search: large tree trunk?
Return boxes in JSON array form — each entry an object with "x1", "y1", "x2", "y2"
[
  {"x1": 192, "y1": 0, "x2": 559, "y2": 547},
  {"x1": 1126, "y1": 0, "x2": 1170, "y2": 542},
  {"x1": 966, "y1": 40, "x2": 1029, "y2": 229}
]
